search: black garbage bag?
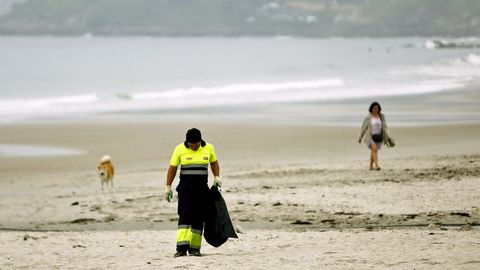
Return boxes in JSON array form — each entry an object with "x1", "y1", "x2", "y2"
[{"x1": 204, "y1": 185, "x2": 238, "y2": 247}]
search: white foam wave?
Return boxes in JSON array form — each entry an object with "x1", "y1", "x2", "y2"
[
  {"x1": 0, "y1": 76, "x2": 470, "y2": 122},
  {"x1": 393, "y1": 53, "x2": 480, "y2": 82},
  {"x1": 131, "y1": 79, "x2": 344, "y2": 100},
  {"x1": 425, "y1": 38, "x2": 480, "y2": 49},
  {"x1": 465, "y1": 54, "x2": 480, "y2": 66},
  {"x1": 0, "y1": 80, "x2": 345, "y2": 120},
  {"x1": 0, "y1": 93, "x2": 99, "y2": 117},
  {"x1": 447, "y1": 54, "x2": 480, "y2": 67}
]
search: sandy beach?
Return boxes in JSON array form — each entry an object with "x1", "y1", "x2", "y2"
[{"x1": 0, "y1": 122, "x2": 479, "y2": 269}]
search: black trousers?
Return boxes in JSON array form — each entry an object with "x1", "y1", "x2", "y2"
[{"x1": 176, "y1": 176, "x2": 209, "y2": 251}]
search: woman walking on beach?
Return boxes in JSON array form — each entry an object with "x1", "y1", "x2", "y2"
[
  {"x1": 165, "y1": 128, "x2": 222, "y2": 257},
  {"x1": 358, "y1": 101, "x2": 393, "y2": 170}
]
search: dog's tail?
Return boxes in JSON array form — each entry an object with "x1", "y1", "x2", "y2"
[{"x1": 101, "y1": 155, "x2": 111, "y2": 163}]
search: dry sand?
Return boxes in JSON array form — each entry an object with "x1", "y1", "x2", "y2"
[{"x1": 0, "y1": 122, "x2": 479, "y2": 269}]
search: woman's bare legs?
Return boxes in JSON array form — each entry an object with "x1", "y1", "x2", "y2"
[{"x1": 370, "y1": 144, "x2": 379, "y2": 170}]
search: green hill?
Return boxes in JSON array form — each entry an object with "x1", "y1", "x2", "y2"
[{"x1": 0, "y1": 0, "x2": 479, "y2": 37}]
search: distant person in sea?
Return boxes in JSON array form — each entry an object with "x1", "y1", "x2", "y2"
[
  {"x1": 164, "y1": 128, "x2": 222, "y2": 257},
  {"x1": 358, "y1": 101, "x2": 395, "y2": 170}
]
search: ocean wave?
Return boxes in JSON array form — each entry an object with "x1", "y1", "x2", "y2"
[
  {"x1": 393, "y1": 53, "x2": 480, "y2": 82},
  {"x1": 447, "y1": 54, "x2": 480, "y2": 67},
  {"x1": 465, "y1": 54, "x2": 480, "y2": 66},
  {"x1": 131, "y1": 79, "x2": 344, "y2": 100},
  {"x1": 0, "y1": 93, "x2": 99, "y2": 116},
  {"x1": 425, "y1": 38, "x2": 480, "y2": 49},
  {"x1": 0, "y1": 79, "x2": 346, "y2": 120},
  {"x1": 0, "y1": 75, "x2": 471, "y2": 122}
]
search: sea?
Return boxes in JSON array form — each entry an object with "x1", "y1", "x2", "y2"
[{"x1": 1, "y1": 36, "x2": 479, "y2": 125}]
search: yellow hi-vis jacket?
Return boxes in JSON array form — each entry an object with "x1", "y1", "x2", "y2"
[{"x1": 170, "y1": 143, "x2": 217, "y2": 175}]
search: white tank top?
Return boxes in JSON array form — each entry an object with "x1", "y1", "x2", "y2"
[{"x1": 371, "y1": 116, "x2": 382, "y2": 134}]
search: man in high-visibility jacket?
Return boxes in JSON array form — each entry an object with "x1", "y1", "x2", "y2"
[{"x1": 165, "y1": 128, "x2": 222, "y2": 257}]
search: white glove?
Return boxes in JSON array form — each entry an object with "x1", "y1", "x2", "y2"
[
  {"x1": 213, "y1": 176, "x2": 222, "y2": 188},
  {"x1": 165, "y1": 185, "x2": 173, "y2": 202}
]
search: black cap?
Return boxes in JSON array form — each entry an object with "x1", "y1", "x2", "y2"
[{"x1": 186, "y1": 128, "x2": 202, "y2": 143}]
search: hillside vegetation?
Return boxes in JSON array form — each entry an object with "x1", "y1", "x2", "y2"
[{"x1": 0, "y1": 0, "x2": 479, "y2": 36}]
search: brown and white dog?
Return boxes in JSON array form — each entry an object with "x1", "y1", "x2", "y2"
[{"x1": 97, "y1": 155, "x2": 114, "y2": 190}]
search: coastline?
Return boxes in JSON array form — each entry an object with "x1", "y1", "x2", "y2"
[{"x1": 2, "y1": 84, "x2": 480, "y2": 126}]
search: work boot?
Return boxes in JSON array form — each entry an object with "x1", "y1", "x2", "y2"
[
  {"x1": 188, "y1": 249, "x2": 201, "y2": 257},
  {"x1": 174, "y1": 250, "x2": 187, "y2": 258}
]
